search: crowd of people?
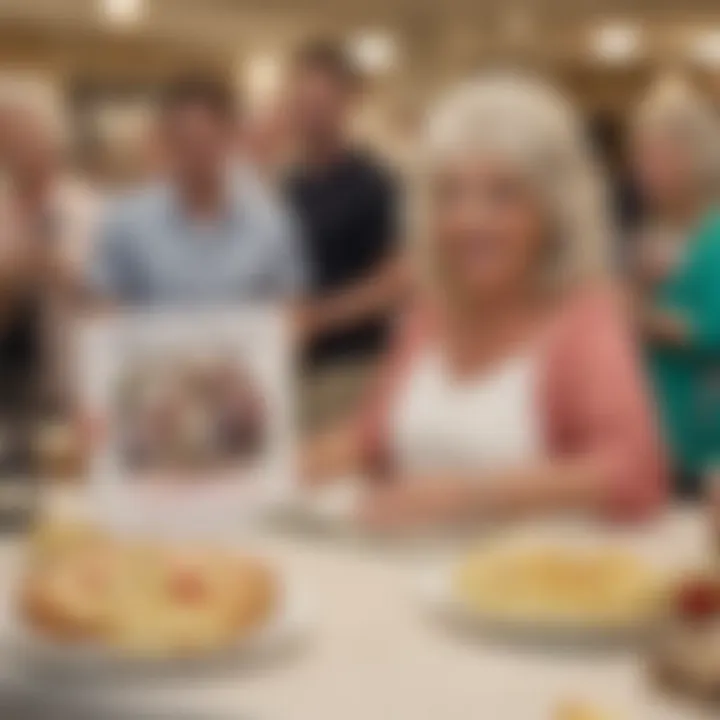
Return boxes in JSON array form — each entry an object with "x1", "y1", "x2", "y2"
[{"x1": 2, "y1": 39, "x2": 720, "y2": 527}]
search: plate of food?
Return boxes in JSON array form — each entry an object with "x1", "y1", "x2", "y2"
[
  {"x1": 650, "y1": 571, "x2": 720, "y2": 703},
  {"x1": 418, "y1": 534, "x2": 669, "y2": 645},
  {"x1": 6, "y1": 520, "x2": 312, "y2": 675}
]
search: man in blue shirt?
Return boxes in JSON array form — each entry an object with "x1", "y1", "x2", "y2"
[{"x1": 90, "y1": 75, "x2": 304, "y2": 305}]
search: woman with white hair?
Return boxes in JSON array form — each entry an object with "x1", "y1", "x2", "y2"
[
  {"x1": 304, "y1": 74, "x2": 666, "y2": 527},
  {"x1": 631, "y1": 77, "x2": 720, "y2": 498}
]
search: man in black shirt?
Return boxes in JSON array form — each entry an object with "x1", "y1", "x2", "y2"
[{"x1": 285, "y1": 41, "x2": 403, "y2": 425}]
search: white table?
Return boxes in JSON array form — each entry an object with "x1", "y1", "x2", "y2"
[{"x1": 0, "y1": 503, "x2": 716, "y2": 720}]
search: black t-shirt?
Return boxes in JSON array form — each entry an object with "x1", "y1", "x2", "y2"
[
  {"x1": 0, "y1": 293, "x2": 42, "y2": 411},
  {"x1": 286, "y1": 149, "x2": 397, "y2": 367}
]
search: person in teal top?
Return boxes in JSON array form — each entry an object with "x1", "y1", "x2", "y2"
[{"x1": 631, "y1": 79, "x2": 720, "y2": 497}]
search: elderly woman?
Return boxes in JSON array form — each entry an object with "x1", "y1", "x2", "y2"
[
  {"x1": 631, "y1": 79, "x2": 720, "y2": 498},
  {"x1": 304, "y1": 74, "x2": 666, "y2": 528}
]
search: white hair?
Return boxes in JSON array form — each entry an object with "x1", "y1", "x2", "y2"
[
  {"x1": 633, "y1": 75, "x2": 720, "y2": 196},
  {"x1": 412, "y1": 72, "x2": 611, "y2": 291}
]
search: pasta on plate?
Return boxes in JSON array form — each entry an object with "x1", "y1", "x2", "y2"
[{"x1": 455, "y1": 544, "x2": 666, "y2": 628}]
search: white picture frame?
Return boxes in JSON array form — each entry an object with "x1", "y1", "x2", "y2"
[{"x1": 75, "y1": 306, "x2": 294, "y2": 537}]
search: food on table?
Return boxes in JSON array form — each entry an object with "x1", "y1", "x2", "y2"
[
  {"x1": 28, "y1": 519, "x2": 108, "y2": 565},
  {"x1": 18, "y1": 521, "x2": 277, "y2": 658},
  {"x1": 651, "y1": 572, "x2": 720, "y2": 700},
  {"x1": 707, "y1": 471, "x2": 720, "y2": 554},
  {"x1": 675, "y1": 575, "x2": 720, "y2": 621},
  {"x1": 22, "y1": 541, "x2": 125, "y2": 640},
  {"x1": 554, "y1": 700, "x2": 620, "y2": 720},
  {"x1": 455, "y1": 544, "x2": 665, "y2": 627}
]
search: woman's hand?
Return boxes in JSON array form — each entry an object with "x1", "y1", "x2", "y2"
[
  {"x1": 357, "y1": 479, "x2": 469, "y2": 530},
  {"x1": 357, "y1": 458, "x2": 620, "y2": 530}
]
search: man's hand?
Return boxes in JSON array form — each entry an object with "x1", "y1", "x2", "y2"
[
  {"x1": 293, "y1": 255, "x2": 410, "y2": 347},
  {"x1": 291, "y1": 302, "x2": 327, "y2": 347}
]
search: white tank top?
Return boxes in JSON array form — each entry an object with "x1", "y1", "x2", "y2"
[{"x1": 390, "y1": 347, "x2": 546, "y2": 477}]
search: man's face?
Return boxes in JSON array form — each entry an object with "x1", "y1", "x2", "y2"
[
  {"x1": 288, "y1": 68, "x2": 352, "y2": 145},
  {"x1": 161, "y1": 105, "x2": 234, "y2": 184},
  {"x1": 3, "y1": 109, "x2": 60, "y2": 185}
]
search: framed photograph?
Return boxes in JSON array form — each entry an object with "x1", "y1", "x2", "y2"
[{"x1": 76, "y1": 307, "x2": 294, "y2": 536}]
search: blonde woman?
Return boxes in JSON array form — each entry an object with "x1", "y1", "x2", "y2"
[
  {"x1": 631, "y1": 78, "x2": 720, "y2": 498},
  {"x1": 305, "y1": 74, "x2": 667, "y2": 528}
]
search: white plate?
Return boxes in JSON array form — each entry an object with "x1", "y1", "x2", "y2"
[
  {"x1": 273, "y1": 480, "x2": 363, "y2": 534},
  {"x1": 416, "y1": 532, "x2": 669, "y2": 647},
  {"x1": 4, "y1": 577, "x2": 314, "y2": 680}
]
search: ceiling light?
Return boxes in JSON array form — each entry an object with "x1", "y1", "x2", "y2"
[
  {"x1": 100, "y1": 0, "x2": 145, "y2": 26},
  {"x1": 690, "y1": 30, "x2": 720, "y2": 67},
  {"x1": 348, "y1": 31, "x2": 398, "y2": 74},
  {"x1": 591, "y1": 23, "x2": 641, "y2": 64}
]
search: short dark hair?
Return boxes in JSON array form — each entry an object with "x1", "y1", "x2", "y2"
[
  {"x1": 293, "y1": 39, "x2": 362, "y2": 90},
  {"x1": 160, "y1": 74, "x2": 239, "y2": 121}
]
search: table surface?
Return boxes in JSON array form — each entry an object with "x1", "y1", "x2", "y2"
[{"x1": 0, "y1": 499, "x2": 717, "y2": 720}]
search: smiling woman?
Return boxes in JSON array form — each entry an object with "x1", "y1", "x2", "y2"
[
  {"x1": 630, "y1": 79, "x2": 720, "y2": 498},
  {"x1": 411, "y1": 73, "x2": 610, "y2": 297},
  {"x1": 303, "y1": 73, "x2": 668, "y2": 530}
]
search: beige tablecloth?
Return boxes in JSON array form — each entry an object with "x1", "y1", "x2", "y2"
[{"x1": 0, "y1": 502, "x2": 715, "y2": 720}]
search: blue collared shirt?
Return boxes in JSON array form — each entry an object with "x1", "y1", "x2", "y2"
[{"x1": 90, "y1": 169, "x2": 305, "y2": 305}]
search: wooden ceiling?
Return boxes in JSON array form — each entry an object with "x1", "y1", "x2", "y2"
[
  {"x1": 0, "y1": 0, "x2": 719, "y2": 90},
  {"x1": 1, "y1": 0, "x2": 720, "y2": 47}
]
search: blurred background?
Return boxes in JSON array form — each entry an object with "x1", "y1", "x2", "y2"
[
  {"x1": 1, "y1": 0, "x2": 720, "y2": 493},
  {"x1": 1, "y1": 0, "x2": 719, "y2": 182}
]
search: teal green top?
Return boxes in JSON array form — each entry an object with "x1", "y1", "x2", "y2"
[{"x1": 647, "y1": 209, "x2": 720, "y2": 485}]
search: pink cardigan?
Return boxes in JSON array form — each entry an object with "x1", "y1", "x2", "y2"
[{"x1": 358, "y1": 286, "x2": 668, "y2": 520}]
